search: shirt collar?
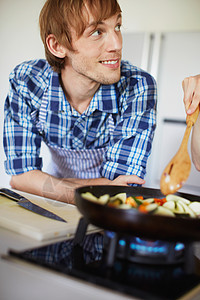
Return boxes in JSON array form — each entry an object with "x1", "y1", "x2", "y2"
[
  {"x1": 47, "y1": 71, "x2": 119, "y2": 115},
  {"x1": 47, "y1": 71, "x2": 72, "y2": 113},
  {"x1": 87, "y1": 84, "x2": 119, "y2": 115}
]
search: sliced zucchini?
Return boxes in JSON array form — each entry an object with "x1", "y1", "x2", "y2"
[
  {"x1": 142, "y1": 198, "x2": 155, "y2": 204},
  {"x1": 110, "y1": 193, "x2": 127, "y2": 204},
  {"x1": 98, "y1": 194, "x2": 110, "y2": 204},
  {"x1": 163, "y1": 200, "x2": 175, "y2": 211},
  {"x1": 81, "y1": 192, "x2": 98, "y2": 202},
  {"x1": 166, "y1": 194, "x2": 190, "y2": 205},
  {"x1": 145, "y1": 203, "x2": 158, "y2": 212},
  {"x1": 189, "y1": 202, "x2": 200, "y2": 215},
  {"x1": 173, "y1": 202, "x2": 185, "y2": 214},
  {"x1": 153, "y1": 206, "x2": 175, "y2": 217},
  {"x1": 178, "y1": 200, "x2": 196, "y2": 218},
  {"x1": 118, "y1": 203, "x2": 132, "y2": 209}
]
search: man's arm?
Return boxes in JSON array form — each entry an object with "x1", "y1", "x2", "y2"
[
  {"x1": 10, "y1": 170, "x2": 145, "y2": 204},
  {"x1": 182, "y1": 75, "x2": 200, "y2": 170},
  {"x1": 191, "y1": 114, "x2": 200, "y2": 171}
]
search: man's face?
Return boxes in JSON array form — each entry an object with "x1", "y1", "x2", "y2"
[{"x1": 65, "y1": 11, "x2": 122, "y2": 85}]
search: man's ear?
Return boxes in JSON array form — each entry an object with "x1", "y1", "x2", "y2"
[{"x1": 46, "y1": 34, "x2": 67, "y2": 58}]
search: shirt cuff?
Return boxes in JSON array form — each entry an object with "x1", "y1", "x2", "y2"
[
  {"x1": 4, "y1": 156, "x2": 42, "y2": 175},
  {"x1": 100, "y1": 161, "x2": 146, "y2": 180}
]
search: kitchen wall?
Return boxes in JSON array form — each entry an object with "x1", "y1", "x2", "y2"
[{"x1": 0, "y1": 0, "x2": 200, "y2": 187}]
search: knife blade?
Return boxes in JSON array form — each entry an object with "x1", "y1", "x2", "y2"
[{"x1": 0, "y1": 188, "x2": 67, "y2": 223}]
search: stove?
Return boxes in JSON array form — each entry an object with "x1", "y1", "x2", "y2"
[
  {"x1": 103, "y1": 232, "x2": 191, "y2": 266},
  {"x1": 9, "y1": 217, "x2": 200, "y2": 300}
]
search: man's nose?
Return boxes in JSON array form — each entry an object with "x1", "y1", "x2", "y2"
[{"x1": 106, "y1": 32, "x2": 122, "y2": 52}]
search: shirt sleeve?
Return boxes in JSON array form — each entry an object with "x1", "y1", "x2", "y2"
[
  {"x1": 3, "y1": 68, "x2": 43, "y2": 175},
  {"x1": 100, "y1": 71, "x2": 157, "y2": 181}
]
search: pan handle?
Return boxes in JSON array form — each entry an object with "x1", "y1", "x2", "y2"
[{"x1": 73, "y1": 217, "x2": 89, "y2": 247}]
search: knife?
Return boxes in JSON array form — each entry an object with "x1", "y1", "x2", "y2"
[{"x1": 0, "y1": 188, "x2": 67, "y2": 223}]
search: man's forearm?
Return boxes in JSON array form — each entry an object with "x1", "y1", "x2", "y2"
[
  {"x1": 10, "y1": 170, "x2": 145, "y2": 204},
  {"x1": 10, "y1": 170, "x2": 113, "y2": 203}
]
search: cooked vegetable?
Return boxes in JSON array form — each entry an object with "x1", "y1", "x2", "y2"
[
  {"x1": 110, "y1": 193, "x2": 127, "y2": 203},
  {"x1": 153, "y1": 206, "x2": 175, "y2": 217},
  {"x1": 126, "y1": 197, "x2": 137, "y2": 208},
  {"x1": 189, "y1": 202, "x2": 200, "y2": 215},
  {"x1": 81, "y1": 192, "x2": 98, "y2": 202},
  {"x1": 163, "y1": 200, "x2": 175, "y2": 210},
  {"x1": 81, "y1": 192, "x2": 200, "y2": 218}
]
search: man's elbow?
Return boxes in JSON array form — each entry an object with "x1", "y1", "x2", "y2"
[
  {"x1": 10, "y1": 173, "x2": 29, "y2": 190},
  {"x1": 10, "y1": 175, "x2": 17, "y2": 189}
]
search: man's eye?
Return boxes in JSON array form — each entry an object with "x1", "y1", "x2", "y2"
[
  {"x1": 115, "y1": 24, "x2": 121, "y2": 32},
  {"x1": 91, "y1": 30, "x2": 101, "y2": 37}
]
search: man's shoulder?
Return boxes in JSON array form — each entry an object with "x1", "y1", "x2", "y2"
[
  {"x1": 9, "y1": 59, "x2": 52, "y2": 84},
  {"x1": 120, "y1": 60, "x2": 156, "y2": 86}
]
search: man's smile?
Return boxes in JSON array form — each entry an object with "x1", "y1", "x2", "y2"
[{"x1": 100, "y1": 59, "x2": 120, "y2": 68}]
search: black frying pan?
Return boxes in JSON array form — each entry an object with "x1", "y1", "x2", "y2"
[{"x1": 75, "y1": 185, "x2": 200, "y2": 242}]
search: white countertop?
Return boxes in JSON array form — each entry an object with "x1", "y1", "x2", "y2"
[
  {"x1": 1, "y1": 191, "x2": 200, "y2": 300},
  {"x1": 0, "y1": 192, "x2": 134, "y2": 300}
]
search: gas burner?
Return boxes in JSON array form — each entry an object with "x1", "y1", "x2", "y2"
[
  {"x1": 104, "y1": 232, "x2": 186, "y2": 265},
  {"x1": 103, "y1": 231, "x2": 195, "y2": 271},
  {"x1": 73, "y1": 218, "x2": 194, "y2": 272}
]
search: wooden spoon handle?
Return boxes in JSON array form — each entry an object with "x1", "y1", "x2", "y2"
[
  {"x1": 180, "y1": 106, "x2": 199, "y2": 150},
  {"x1": 186, "y1": 106, "x2": 200, "y2": 126}
]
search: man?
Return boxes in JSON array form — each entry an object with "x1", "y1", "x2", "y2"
[
  {"x1": 182, "y1": 74, "x2": 200, "y2": 171},
  {"x1": 3, "y1": 0, "x2": 157, "y2": 203}
]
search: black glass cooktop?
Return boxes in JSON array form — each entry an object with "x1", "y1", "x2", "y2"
[{"x1": 9, "y1": 233, "x2": 200, "y2": 300}]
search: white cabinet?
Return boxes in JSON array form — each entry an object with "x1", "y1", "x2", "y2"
[{"x1": 122, "y1": 31, "x2": 200, "y2": 196}]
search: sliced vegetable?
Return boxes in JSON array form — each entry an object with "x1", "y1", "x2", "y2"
[
  {"x1": 110, "y1": 193, "x2": 127, "y2": 204},
  {"x1": 178, "y1": 200, "x2": 195, "y2": 218},
  {"x1": 138, "y1": 204, "x2": 148, "y2": 213},
  {"x1": 174, "y1": 202, "x2": 185, "y2": 214},
  {"x1": 80, "y1": 191, "x2": 200, "y2": 219},
  {"x1": 153, "y1": 206, "x2": 175, "y2": 217},
  {"x1": 166, "y1": 194, "x2": 190, "y2": 205},
  {"x1": 135, "y1": 196, "x2": 144, "y2": 200},
  {"x1": 163, "y1": 200, "x2": 175, "y2": 211},
  {"x1": 81, "y1": 192, "x2": 98, "y2": 202},
  {"x1": 107, "y1": 199, "x2": 123, "y2": 207},
  {"x1": 144, "y1": 203, "x2": 158, "y2": 212},
  {"x1": 142, "y1": 198, "x2": 155, "y2": 204},
  {"x1": 126, "y1": 197, "x2": 137, "y2": 208},
  {"x1": 118, "y1": 203, "x2": 132, "y2": 209},
  {"x1": 189, "y1": 202, "x2": 200, "y2": 215},
  {"x1": 98, "y1": 194, "x2": 110, "y2": 204},
  {"x1": 133, "y1": 197, "x2": 144, "y2": 206},
  {"x1": 154, "y1": 198, "x2": 167, "y2": 206}
]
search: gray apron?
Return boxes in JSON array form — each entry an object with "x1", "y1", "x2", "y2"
[{"x1": 35, "y1": 88, "x2": 114, "y2": 179}]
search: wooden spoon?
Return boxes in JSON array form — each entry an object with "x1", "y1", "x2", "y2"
[{"x1": 160, "y1": 106, "x2": 199, "y2": 195}]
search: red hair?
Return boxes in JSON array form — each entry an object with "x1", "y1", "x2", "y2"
[{"x1": 39, "y1": 0, "x2": 121, "y2": 72}]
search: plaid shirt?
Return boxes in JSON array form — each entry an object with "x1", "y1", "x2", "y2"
[{"x1": 3, "y1": 59, "x2": 157, "y2": 180}]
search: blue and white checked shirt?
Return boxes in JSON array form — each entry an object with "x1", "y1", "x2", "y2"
[{"x1": 3, "y1": 59, "x2": 157, "y2": 180}]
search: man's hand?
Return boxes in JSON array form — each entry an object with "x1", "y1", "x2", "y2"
[
  {"x1": 182, "y1": 75, "x2": 200, "y2": 171},
  {"x1": 110, "y1": 175, "x2": 145, "y2": 186},
  {"x1": 182, "y1": 75, "x2": 200, "y2": 114}
]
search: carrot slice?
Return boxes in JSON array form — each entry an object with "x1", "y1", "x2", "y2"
[
  {"x1": 138, "y1": 204, "x2": 148, "y2": 213},
  {"x1": 126, "y1": 197, "x2": 137, "y2": 208},
  {"x1": 135, "y1": 196, "x2": 144, "y2": 200}
]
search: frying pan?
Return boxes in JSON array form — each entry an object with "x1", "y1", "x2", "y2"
[{"x1": 75, "y1": 186, "x2": 200, "y2": 242}]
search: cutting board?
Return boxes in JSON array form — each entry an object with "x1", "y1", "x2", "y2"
[{"x1": 0, "y1": 191, "x2": 97, "y2": 241}]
